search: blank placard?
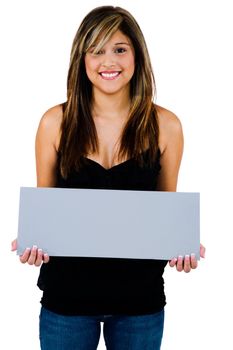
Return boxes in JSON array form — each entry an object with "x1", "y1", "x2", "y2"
[{"x1": 17, "y1": 187, "x2": 200, "y2": 260}]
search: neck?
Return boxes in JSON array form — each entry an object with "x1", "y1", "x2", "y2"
[{"x1": 91, "y1": 88, "x2": 131, "y2": 120}]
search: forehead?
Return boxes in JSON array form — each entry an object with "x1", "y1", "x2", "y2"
[
  {"x1": 89, "y1": 29, "x2": 131, "y2": 49},
  {"x1": 103, "y1": 30, "x2": 131, "y2": 45}
]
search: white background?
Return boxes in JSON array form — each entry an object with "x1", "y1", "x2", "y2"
[{"x1": 0, "y1": 0, "x2": 232, "y2": 349}]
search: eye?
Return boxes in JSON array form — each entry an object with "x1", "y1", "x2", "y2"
[
  {"x1": 115, "y1": 47, "x2": 127, "y2": 54},
  {"x1": 88, "y1": 48, "x2": 104, "y2": 56},
  {"x1": 92, "y1": 50, "x2": 103, "y2": 56}
]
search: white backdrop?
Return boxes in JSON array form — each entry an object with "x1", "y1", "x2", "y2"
[{"x1": 0, "y1": 0, "x2": 232, "y2": 349}]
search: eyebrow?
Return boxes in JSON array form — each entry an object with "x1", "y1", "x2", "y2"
[
  {"x1": 114, "y1": 42, "x2": 130, "y2": 46},
  {"x1": 88, "y1": 42, "x2": 130, "y2": 50}
]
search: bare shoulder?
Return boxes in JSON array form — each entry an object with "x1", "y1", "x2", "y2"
[
  {"x1": 39, "y1": 103, "x2": 63, "y2": 130},
  {"x1": 35, "y1": 104, "x2": 64, "y2": 186},
  {"x1": 37, "y1": 103, "x2": 63, "y2": 151},
  {"x1": 155, "y1": 104, "x2": 182, "y2": 133},
  {"x1": 155, "y1": 104, "x2": 183, "y2": 153}
]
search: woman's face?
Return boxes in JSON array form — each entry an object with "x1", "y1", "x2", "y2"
[{"x1": 84, "y1": 30, "x2": 135, "y2": 97}]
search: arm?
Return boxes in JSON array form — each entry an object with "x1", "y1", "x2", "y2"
[
  {"x1": 156, "y1": 105, "x2": 184, "y2": 192},
  {"x1": 156, "y1": 105, "x2": 205, "y2": 272},
  {"x1": 12, "y1": 105, "x2": 62, "y2": 266}
]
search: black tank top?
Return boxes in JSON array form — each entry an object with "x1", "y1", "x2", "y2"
[{"x1": 37, "y1": 149, "x2": 168, "y2": 315}]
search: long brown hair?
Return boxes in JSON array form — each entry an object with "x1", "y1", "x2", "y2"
[{"x1": 58, "y1": 5, "x2": 159, "y2": 178}]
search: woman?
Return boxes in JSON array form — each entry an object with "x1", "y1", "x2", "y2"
[{"x1": 12, "y1": 5, "x2": 205, "y2": 350}]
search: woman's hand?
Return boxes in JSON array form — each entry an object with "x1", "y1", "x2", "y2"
[
  {"x1": 169, "y1": 243, "x2": 206, "y2": 273},
  {"x1": 11, "y1": 239, "x2": 50, "y2": 267}
]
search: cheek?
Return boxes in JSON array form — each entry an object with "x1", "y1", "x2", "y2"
[
  {"x1": 126, "y1": 57, "x2": 135, "y2": 77},
  {"x1": 84, "y1": 57, "x2": 98, "y2": 78},
  {"x1": 84, "y1": 59, "x2": 91, "y2": 76}
]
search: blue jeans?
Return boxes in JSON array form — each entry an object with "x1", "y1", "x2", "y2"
[{"x1": 39, "y1": 306, "x2": 164, "y2": 350}]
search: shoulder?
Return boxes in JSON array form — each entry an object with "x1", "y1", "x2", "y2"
[
  {"x1": 37, "y1": 103, "x2": 64, "y2": 151},
  {"x1": 39, "y1": 103, "x2": 63, "y2": 130},
  {"x1": 155, "y1": 104, "x2": 183, "y2": 134},
  {"x1": 154, "y1": 104, "x2": 183, "y2": 154}
]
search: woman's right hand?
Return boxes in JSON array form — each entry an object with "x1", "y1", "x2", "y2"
[{"x1": 11, "y1": 239, "x2": 50, "y2": 266}]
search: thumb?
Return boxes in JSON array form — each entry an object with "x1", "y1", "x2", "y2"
[
  {"x1": 11, "y1": 239, "x2": 17, "y2": 251},
  {"x1": 200, "y1": 243, "x2": 206, "y2": 258}
]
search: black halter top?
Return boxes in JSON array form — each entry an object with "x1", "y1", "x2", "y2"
[{"x1": 37, "y1": 148, "x2": 168, "y2": 315}]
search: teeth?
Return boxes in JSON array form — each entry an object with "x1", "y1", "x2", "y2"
[{"x1": 100, "y1": 72, "x2": 120, "y2": 78}]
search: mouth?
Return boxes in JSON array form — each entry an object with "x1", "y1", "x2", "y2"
[{"x1": 99, "y1": 71, "x2": 121, "y2": 80}]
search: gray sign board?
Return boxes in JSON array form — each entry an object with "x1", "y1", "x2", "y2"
[{"x1": 17, "y1": 187, "x2": 200, "y2": 260}]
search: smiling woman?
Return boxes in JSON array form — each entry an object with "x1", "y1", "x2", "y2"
[
  {"x1": 84, "y1": 30, "x2": 135, "y2": 95},
  {"x1": 55, "y1": 6, "x2": 161, "y2": 177},
  {"x1": 11, "y1": 5, "x2": 205, "y2": 350}
]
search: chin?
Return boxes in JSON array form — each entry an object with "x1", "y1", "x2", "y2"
[{"x1": 95, "y1": 83, "x2": 130, "y2": 96}]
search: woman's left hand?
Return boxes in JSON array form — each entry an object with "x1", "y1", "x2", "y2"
[{"x1": 169, "y1": 243, "x2": 206, "y2": 273}]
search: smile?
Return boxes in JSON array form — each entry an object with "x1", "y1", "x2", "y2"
[{"x1": 99, "y1": 71, "x2": 121, "y2": 80}]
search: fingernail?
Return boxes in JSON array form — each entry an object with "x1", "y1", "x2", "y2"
[
  {"x1": 178, "y1": 255, "x2": 183, "y2": 259},
  {"x1": 191, "y1": 253, "x2": 196, "y2": 258},
  {"x1": 185, "y1": 255, "x2": 190, "y2": 259},
  {"x1": 32, "y1": 245, "x2": 37, "y2": 250},
  {"x1": 26, "y1": 247, "x2": 31, "y2": 251},
  {"x1": 38, "y1": 249, "x2": 42, "y2": 253}
]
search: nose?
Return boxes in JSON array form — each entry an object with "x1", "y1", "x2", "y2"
[
  {"x1": 101, "y1": 51, "x2": 116, "y2": 69},
  {"x1": 101, "y1": 62, "x2": 115, "y2": 68}
]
